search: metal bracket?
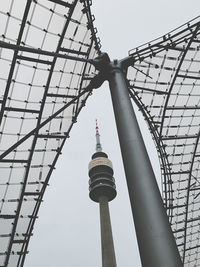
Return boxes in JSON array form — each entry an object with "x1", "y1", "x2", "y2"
[{"x1": 89, "y1": 53, "x2": 111, "y2": 89}]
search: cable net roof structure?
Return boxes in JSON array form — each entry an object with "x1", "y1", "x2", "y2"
[
  {"x1": 127, "y1": 17, "x2": 200, "y2": 266},
  {"x1": 0, "y1": 0, "x2": 100, "y2": 266},
  {"x1": 1, "y1": 0, "x2": 200, "y2": 266}
]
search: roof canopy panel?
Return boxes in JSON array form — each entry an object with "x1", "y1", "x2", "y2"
[
  {"x1": 127, "y1": 16, "x2": 200, "y2": 266},
  {"x1": 0, "y1": 1, "x2": 100, "y2": 266}
]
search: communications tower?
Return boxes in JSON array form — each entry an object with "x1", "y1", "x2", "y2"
[{"x1": 88, "y1": 121, "x2": 117, "y2": 267}]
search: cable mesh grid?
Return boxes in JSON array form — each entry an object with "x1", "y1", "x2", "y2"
[
  {"x1": 127, "y1": 16, "x2": 200, "y2": 266},
  {"x1": 0, "y1": 0, "x2": 100, "y2": 266}
]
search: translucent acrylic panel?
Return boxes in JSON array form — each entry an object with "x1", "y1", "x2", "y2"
[
  {"x1": 0, "y1": 1, "x2": 100, "y2": 266},
  {"x1": 0, "y1": 219, "x2": 14, "y2": 236},
  {"x1": 1, "y1": 201, "x2": 18, "y2": 216},
  {"x1": 0, "y1": 54, "x2": 13, "y2": 80},
  {"x1": 0, "y1": 255, "x2": 6, "y2": 266},
  {"x1": 127, "y1": 17, "x2": 200, "y2": 264},
  {"x1": 8, "y1": 254, "x2": 22, "y2": 267},
  {"x1": 5, "y1": 18, "x2": 21, "y2": 42},
  {"x1": 31, "y1": 4, "x2": 55, "y2": 30}
]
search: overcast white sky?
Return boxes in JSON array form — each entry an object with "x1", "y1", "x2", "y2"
[{"x1": 25, "y1": 1, "x2": 200, "y2": 267}]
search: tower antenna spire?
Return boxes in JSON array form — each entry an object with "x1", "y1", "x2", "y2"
[
  {"x1": 95, "y1": 119, "x2": 102, "y2": 152},
  {"x1": 88, "y1": 120, "x2": 117, "y2": 267}
]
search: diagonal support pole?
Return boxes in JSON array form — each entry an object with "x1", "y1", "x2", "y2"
[
  {"x1": 93, "y1": 55, "x2": 182, "y2": 267},
  {"x1": 0, "y1": 87, "x2": 92, "y2": 160}
]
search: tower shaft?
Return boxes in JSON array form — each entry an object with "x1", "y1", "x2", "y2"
[
  {"x1": 99, "y1": 196, "x2": 117, "y2": 267},
  {"x1": 88, "y1": 121, "x2": 117, "y2": 267}
]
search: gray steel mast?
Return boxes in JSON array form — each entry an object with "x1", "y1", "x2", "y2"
[
  {"x1": 90, "y1": 53, "x2": 183, "y2": 267},
  {"x1": 88, "y1": 121, "x2": 117, "y2": 267}
]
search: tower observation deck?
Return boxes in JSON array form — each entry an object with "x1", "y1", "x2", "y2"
[{"x1": 88, "y1": 121, "x2": 117, "y2": 267}]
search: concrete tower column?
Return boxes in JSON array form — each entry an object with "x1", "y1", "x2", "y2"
[
  {"x1": 88, "y1": 121, "x2": 117, "y2": 267},
  {"x1": 99, "y1": 195, "x2": 116, "y2": 267}
]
